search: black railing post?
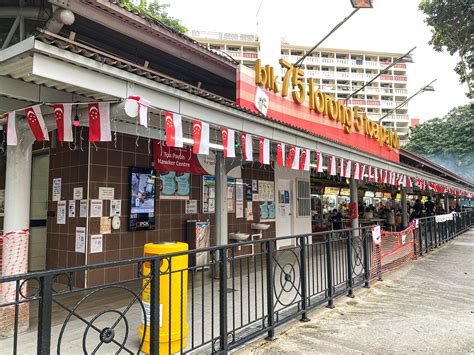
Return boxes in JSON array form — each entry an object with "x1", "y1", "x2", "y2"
[
  {"x1": 149, "y1": 259, "x2": 160, "y2": 355},
  {"x1": 218, "y1": 248, "x2": 228, "y2": 353},
  {"x1": 299, "y1": 236, "x2": 310, "y2": 322},
  {"x1": 265, "y1": 240, "x2": 275, "y2": 340},
  {"x1": 362, "y1": 229, "x2": 370, "y2": 288},
  {"x1": 37, "y1": 275, "x2": 53, "y2": 355},
  {"x1": 346, "y1": 231, "x2": 354, "y2": 297},
  {"x1": 326, "y1": 233, "x2": 335, "y2": 308}
]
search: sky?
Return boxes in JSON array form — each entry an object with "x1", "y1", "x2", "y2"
[{"x1": 164, "y1": 0, "x2": 470, "y2": 122}]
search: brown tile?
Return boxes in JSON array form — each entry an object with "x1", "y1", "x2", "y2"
[
  {"x1": 91, "y1": 164, "x2": 107, "y2": 182},
  {"x1": 120, "y1": 233, "x2": 134, "y2": 249},
  {"x1": 105, "y1": 234, "x2": 120, "y2": 251},
  {"x1": 107, "y1": 149, "x2": 122, "y2": 167},
  {"x1": 119, "y1": 265, "x2": 135, "y2": 281},
  {"x1": 122, "y1": 152, "x2": 135, "y2": 166},
  {"x1": 119, "y1": 248, "x2": 134, "y2": 260},
  {"x1": 134, "y1": 232, "x2": 147, "y2": 248},
  {"x1": 108, "y1": 166, "x2": 122, "y2": 184},
  {"x1": 87, "y1": 269, "x2": 104, "y2": 287},
  {"x1": 105, "y1": 250, "x2": 120, "y2": 262},
  {"x1": 91, "y1": 147, "x2": 107, "y2": 165},
  {"x1": 104, "y1": 267, "x2": 120, "y2": 284},
  {"x1": 88, "y1": 252, "x2": 104, "y2": 264}
]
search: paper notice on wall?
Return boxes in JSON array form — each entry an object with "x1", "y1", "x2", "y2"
[
  {"x1": 73, "y1": 187, "x2": 83, "y2": 200},
  {"x1": 236, "y1": 179, "x2": 244, "y2": 201},
  {"x1": 110, "y1": 199, "x2": 121, "y2": 216},
  {"x1": 372, "y1": 225, "x2": 381, "y2": 245},
  {"x1": 90, "y1": 234, "x2": 103, "y2": 253},
  {"x1": 80, "y1": 200, "x2": 88, "y2": 218},
  {"x1": 236, "y1": 201, "x2": 244, "y2": 218},
  {"x1": 246, "y1": 201, "x2": 253, "y2": 221},
  {"x1": 52, "y1": 178, "x2": 61, "y2": 201},
  {"x1": 57, "y1": 200, "x2": 66, "y2": 224},
  {"x1": 185, "y1": 200, "x2": 198, "y2": 214},
  {"x1": 90, "y1": 200, "x2": 103, "y2": 218},
  {"x1": 99, "y1": 187, "x2": 115, "y2": 200},
  {"x1": 68, "y1": 200, "x2": 76, "y2": 218},
  {"x1": 75, "y1": 227, "x2": 86, "y2": 253},
  {"x1": 100, "y1": 217, "x2": 112, "y2": 234}
]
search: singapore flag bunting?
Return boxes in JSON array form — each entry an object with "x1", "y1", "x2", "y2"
[
  {"x1": 192, "y1": 120, "x2": 209, "y2": 155},
  {"x1": 25, "y1": 105, "x2": 49, "y2": 141},
  {"x1": 165, "y1": 112, "x2": 183, "y2": 148},
  {"x1": 339, "y1": 158, "x2": 345, "y2": 176},
  {"x1": 316, "y1": 152, "x2": 324, "y2": 173},
  {"x1": 353, "y1": 162, "x2": 360, "y2": 180},
  {"x1": 329, "y1": 156, "x2": 337, "y2": 176},
  {"x1": 286, "y1": 146, "x2": 296, "y2": 169},
  {"x1": 291, "y1": 147, "x2": 301, "y2": 170},
  {"x1": 5, "y1": 111, "x2": 17, "y2": 146},
  {"x1": 360, "y1": 164, "x2": 367, "y2": 180},
  {"x1": 344, "y1": 160, "x2": 352, "y2": 178},
  {"x1": 221, "y1": 128, "x2": 235, "y2": 158},
  {"x1": 299, "y1": 148, "x2": 310, "y2": 171},
  {"x1": 277, "y1": 143, "x2": 285, "y2": 167},
  {"x1": 88, "y1": 103, "x2": 111, "y2": 142},
  {"x1": 241, "y1": 133, "x2": 253, "y2": 161},
  {"x1": 53, "y1": 104, "x2": 73, "y2": 142},
  {"x1": 259, "y1": 137, "x2": 270, "y2": 165}
]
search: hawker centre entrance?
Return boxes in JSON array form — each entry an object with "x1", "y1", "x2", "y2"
[{"x1": 0, "y1": 36, "x2": 471, "y2": 289}]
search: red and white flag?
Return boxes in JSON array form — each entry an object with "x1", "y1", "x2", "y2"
[
  {"x1": 125, "y1": 95, "x2": 149, "y2": 127},
  {"x1": 391, "y1": 172, "x2": 396, "y2": 186},
  {"x1": 53, "y1": 104, "x2": 73, "y2": 142},
  {"x1": 353, "y1": 162, "x2": 360, "y2": 180},
  {"x1": 259, "y1": 137, "x2": 270, "y2": 165},
  {"x1": 367, "y1": 166, "x2": 373, "y2": 181},
  {"x1": 344, "y1": 160, "x2": 352, "y2": 178},
  {"x1": 88, "y1": 103, "x2": 111, "y2": 142},
  {"x1": 316, "y1": 151, "x2": 324, "y2": 173},
  {"x1": 299, "y1": 148, "x2": 310, "y2": 171},
  {"x1": 401, "y1": 174, "x2": 407, "y2": 187},
  {"x1": 374, "y1": 167, "x2": 378, "y2": 183},
  {"x1": 5, "y1": 111, "x2": 17, "y2": 146},
  {"x1": 25, "y1": 105, "x2": 49, "y2": 141},
  {"x1": 165, "y1": 112, "x2": 183, "y2": 148},
  {"x1": 277, "y1": 142, "x2": 285, "y2": 167},
  {"x1": 339, "y1": 158, "x2": 345, "y2": 176},
  {"x1": 192, "y1": 120, "x2": 209, "y2": 155},
  {"x1": 286, "y1": 146, "x2": 299, "y2": 169},
  {"x1": 383, "y1": 170, "x2": 388, "y2": 184},
  {"x1": 329, "y1": 156, "x2": 337, "y2": 176},
  {"x1": 241, "y1": 133, "x2": 253, "y2": 161},
  {"x1": 360, "y1": 164, "x2": 367, "y2": 180},
  {"x1": 406, "y1": 176, "x2": 412, "y2": 188},
  {"x1": 221, "y1": 128, "x2": 235, "y2": 158}
]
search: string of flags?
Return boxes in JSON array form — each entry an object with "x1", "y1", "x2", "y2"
[{"x1": 1, "y1": 97, "x2": 469, "y2": 197}]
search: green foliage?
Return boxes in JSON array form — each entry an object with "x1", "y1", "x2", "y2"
[
  {"x1": 419, "y1": 0, "x2": 473, "y2": 98},
  {"x1": 117, "y1": 0, "x2": 187, "y2": 33},
  {"x1": 405, "y1": 103, "x2": 474, "y2": 181}
]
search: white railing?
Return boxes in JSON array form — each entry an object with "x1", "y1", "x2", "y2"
[
  {"x1": 381, "y1": 100, "x2": 395, "y2": 107},
  {"x1": 394, "y1": 88, "x2": 408, "y2": 95},
  {"x1": 336, "y1": 58, "x2": 350, "y2": 65}
]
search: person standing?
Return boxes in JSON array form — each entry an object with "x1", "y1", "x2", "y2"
[{"x1": 425, "y1": 196, "x2": 435, "y2": 216}]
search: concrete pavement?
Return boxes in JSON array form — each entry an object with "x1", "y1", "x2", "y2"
[{"x1": 237, "y1": 229, "x2": 474, "y2": 354}]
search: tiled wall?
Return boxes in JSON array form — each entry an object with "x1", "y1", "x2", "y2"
[{"x1": 43, "y1": 130, "x2": 276, "y2": 287}]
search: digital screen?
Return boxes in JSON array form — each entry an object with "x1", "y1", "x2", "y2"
[{"x1": 129, "y1": 167, "x2": 156, "y2": 231}]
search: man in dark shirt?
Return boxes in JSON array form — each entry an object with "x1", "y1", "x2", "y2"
[
  {"x1": 330, "y1": 209, "x2": 343, "y2": 230},
  {"x1": 425, "y1": 196, "x2": 435, "y2": 216}
]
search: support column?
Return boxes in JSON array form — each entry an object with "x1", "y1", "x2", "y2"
[
  {"x1": 215, "y1": 151, "x2": 228, "y2": 247},
  {"x1": 349, "y1": 179, "x2": 359, "y2": 235},
  {"x1": 1, "y1": 141, "x2": 32, "y2": 336},
  {"x1": 444, "y1": 193, "x2": 449, "y2": 213},
  {"x1": 401, "y1": 187, "x2": 408, "y2": 229}
]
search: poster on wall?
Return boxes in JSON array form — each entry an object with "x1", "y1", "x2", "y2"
[
  {"x1": 110, "y1": 200, "x2": 121, "y2": 216},
  {"x1": 75, "y1": 227, "x2": 86, "y2": 253},
  {"x1": 68, "y1": 200, "x2": 76, "y2": 218},
  {"x1": 158, "y1": 171, "x2": 190, "y2": 200},
  {"x1": 80, "y1": 200, "x2": 88, "y2": 218},
  {"x1": 246, "y1": 201, "x2": 253, "y2": 221},
  {"x1": 57, "y1": 200, "x2": 66, "y2": 224},
  {"x1": 0, "y1": 189, "x2": 4, "y2": 216},
  {"x1": 236, "y1": 201, "x2": 244, "y2": 218},
  {"x1": 257, "y1": 181, "x2": 275, "y2": 220},
  {"x1": 100, "y1": 217, "x2": 112, "y2": 234},
  {"x1": 90, "y1": 234, "x2": 103, "y2": 253},
  {"x1": 52, "y1": 178, "x2": 61, "y2": 201},
  {"x1": 99, "y1": 187, "x2": 115, "y2": 200},
  {"x1": 73, "y1": 187, "x2": 83, "y2": 200},
  {"x1": 236, "y1": 179, "x2": 244, "y2": 201},
  {"x1": 90, "y1": 200, "x2": 103, "y2": 218},
  {"x1": 185, "y1": 200, "x2": 198, "y2": 214},
  {"x1": 129, "y1": 167, "x2": 155, "y2": 231},
  {"x1": 202, "y1": 175, "x2": 235, "y2": 213}
]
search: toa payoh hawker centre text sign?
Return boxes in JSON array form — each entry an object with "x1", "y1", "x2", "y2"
[{"x1": 236, "y1": 59, "x2": 400, "y2": 162}]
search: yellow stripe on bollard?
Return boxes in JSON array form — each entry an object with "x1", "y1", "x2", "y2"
[{"x1": 139, "y1": 242, "x2": 188, "y2": 354}]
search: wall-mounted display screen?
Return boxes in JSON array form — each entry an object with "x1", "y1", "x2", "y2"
[{"x1": 129, "y1": 167, "x2": 156, "y2": 231}]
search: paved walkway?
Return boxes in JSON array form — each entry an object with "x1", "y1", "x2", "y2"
[{"x1": 237, "y1": 229, "x2": 474, "y2": 354}]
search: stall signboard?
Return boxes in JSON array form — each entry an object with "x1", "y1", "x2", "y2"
[
  {"x1": 339, "y1": 188, "x2": 350, "y2": 196},
  {"x1": 375, "y1": 192, "x2": 384, "y2": 198},
  {"x1": 236, "y1": 63, "x2": 400, "y2": 162},
  {"x1": 364, "y1": 191, "x2": 375, "y2": 197},
  {"x1": 324, "y1": 187, "x2": 340, "y2": 195},
  {"x1": 383, "y1": 193, "x2": 392, "y2": 199}
]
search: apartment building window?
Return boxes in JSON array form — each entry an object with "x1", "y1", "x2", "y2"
[
  {"x1": 209, "y1": 45, "x2": 221, "y2": 50},
  {"x1": 297, "y1": 180, "x2": 311, "y2": 217}
]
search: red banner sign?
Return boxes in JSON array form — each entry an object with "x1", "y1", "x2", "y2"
[{"x1": 153, "y1": 140, "x2": 208, "y2": 174}]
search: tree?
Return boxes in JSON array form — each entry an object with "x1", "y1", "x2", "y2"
[
  {"x1": 117, "y1": 0, "x2": 187, "y2": 33},
  {"x1": 405, "y1": 103, "x2": 474, "y2": 182},
  {"x1": 419, "y1": 0, "x2": 473, "y2": 98}
]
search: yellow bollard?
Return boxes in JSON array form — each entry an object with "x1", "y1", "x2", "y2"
[{"x1": 139, "y1": 242, "x2": 188, "y2": 354}]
